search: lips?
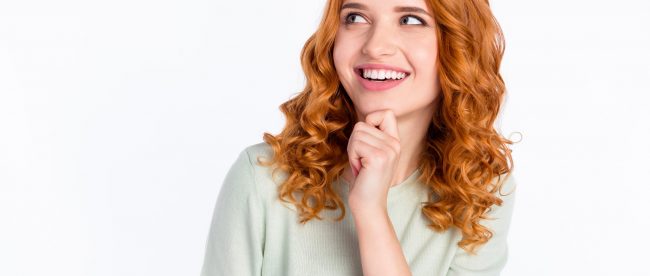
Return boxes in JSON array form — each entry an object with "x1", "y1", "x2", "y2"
[
  {"x1": 354, "y1": 63, "x2": 411, "y2": 74},
  {"x1": 353, "y1": 63, "x2": 411, "y2": 92},
  {"x1": 354, "y1": 69, "x2": 409, "y2": 92}
]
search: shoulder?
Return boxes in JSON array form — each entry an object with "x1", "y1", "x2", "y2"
[
  {"x1": 480, "y1": 173, "x2": 516, "y2": 230},
  {"x1": 228, "y1": 142, "x2": 274, "y2": 176},
  {"x1": 492, "y1": 173, "x2": 516, "y2": 211},
  {"x1": 231, "y1": 142, "x2": 284, "y2": 201},
  {"x1": 446, "y1": 173, "x2": 518, "y2": 274},
  {"x1": 219, "y1": 142, "x2": 276, "y2": 202},
  {"x1": 479, "y1": 173, "x2": 517, "y2": 253},
  {"x1": 242, "y1": 142, "x2": 274, "y2": 165},
  {"x1": 240, "y1": 142, "x2": 277, "y2": 181}
]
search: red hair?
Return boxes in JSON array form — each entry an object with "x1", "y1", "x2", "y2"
[{"x1": 259, "y1": 0, "x2": 514, "y2": 254}]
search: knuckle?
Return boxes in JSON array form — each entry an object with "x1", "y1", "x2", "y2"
[
  {"x1": 357, "y1": 130, "x2": 370, "y2": 139},
  {"x1": 347, "y1": 140, "x2": 357, "y2": 151},
  {"x1": 350, "y1": 128, "x2": 363, "y2": 138}
]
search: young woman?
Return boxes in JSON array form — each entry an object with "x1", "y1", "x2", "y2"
[{"x1": 201, "y1": 0, "x2": 516, "y2": 275}]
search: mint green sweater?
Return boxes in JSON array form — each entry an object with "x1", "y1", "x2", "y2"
[{"x1": 200, "y1": 142, "x2": 516, "y2": 276}]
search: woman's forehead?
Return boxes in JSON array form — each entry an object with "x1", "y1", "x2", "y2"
[
  {"x1": 340, "y1": 0, "x2": 429, "y2": 8},
  {"x1": 339, "y1": 0, "x2": 432, "y2": 14}
]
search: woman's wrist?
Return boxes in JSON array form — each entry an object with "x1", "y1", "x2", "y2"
[{"x1": 349, "y1": 198, "x2": 387, "y2": 220}]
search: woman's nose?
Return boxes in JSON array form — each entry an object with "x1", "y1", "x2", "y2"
[{"x1": 361, "y1": 25, "x2": 398, "y2": 58}]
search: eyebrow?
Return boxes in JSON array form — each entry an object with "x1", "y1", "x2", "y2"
[{"x1": 340, "y1": 2, "x2": 433, "y2": 18}]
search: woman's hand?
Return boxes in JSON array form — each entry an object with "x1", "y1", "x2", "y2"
[{"x1": 347, "y1": 109, "x2": 401, "y2": 212}]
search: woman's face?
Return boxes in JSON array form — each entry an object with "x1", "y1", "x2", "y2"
[{"x1": 333, "y1": 0, "x2": 440, "y2": 120}]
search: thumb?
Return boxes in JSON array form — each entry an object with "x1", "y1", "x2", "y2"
[{"x1": 364, "y1": 109, "x2": 400, "y2": 141}]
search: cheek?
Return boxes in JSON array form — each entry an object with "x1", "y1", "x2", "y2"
[
  {"x1": 333, "y1": 37, "x2": 346, "y2": 71},
  {"x1": 406, "y1": 35, "x2": 437, "y2": 65},
  {"x1": 413, "y1": 42, "x2": 437, "y2": 63},
  {"x1": 411, "y1": 46, "x2": 438, "y2": 77},
  {"x1": 408, "y1": 42, "x2": 440, "y2": 96},
  {"x1": 333, "y1": 36, "x2": 356, "y2": 79}
]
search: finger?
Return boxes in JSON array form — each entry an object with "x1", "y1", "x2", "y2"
[
  {"x1": 364, "y1": 109, "x2": 400, "y2": 141},
  {"x1": 348, "y1": 139, "x2": 386, "y2": 171},
  {"x1": 354, "y1": 121, "x2": 400, "y2": 155},
  {"x1": 347, "y1": 142, "x2": 362, "y2": 177},
  {"x1": 352, "y1": 159, "x2": 360, "y2": 177},
  {"x1": 353, "y1": 122, "x2": 400, "y2": 155},
  {"x1": 350, "y1": 128, "x2": 389, "y2": 153}
]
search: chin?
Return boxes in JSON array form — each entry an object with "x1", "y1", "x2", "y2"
[{"x1": 358, "y1": 106, "x2": 403, "y2": 118}]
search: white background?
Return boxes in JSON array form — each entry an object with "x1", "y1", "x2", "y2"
[{"x1": 1, "y1": 0, "x2": 649, "y2": 275}]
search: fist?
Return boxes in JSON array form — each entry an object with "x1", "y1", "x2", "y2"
[{"x1": 346, "y1": 109, "x2": 401, "y2": 211}]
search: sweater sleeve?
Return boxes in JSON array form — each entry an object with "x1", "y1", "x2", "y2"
[
  {"x1": 200, "y1": 148, "x2": 265, "y2": 276},
  {"x1": 446, "y1": 175, "x2": 517, "y2": 276}
]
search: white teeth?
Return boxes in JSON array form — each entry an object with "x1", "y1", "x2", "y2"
[{"x1": 361, "y1": 68, "x2": 407, "y2": 80}]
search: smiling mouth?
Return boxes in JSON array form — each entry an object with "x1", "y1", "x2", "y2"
[{"x1": 355, "y1": 69, "x2": 410, "y2": 81}]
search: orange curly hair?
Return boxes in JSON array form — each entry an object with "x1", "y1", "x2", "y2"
[{"x1": 258, "y1": 0, "x2": 514, "y2": 254}]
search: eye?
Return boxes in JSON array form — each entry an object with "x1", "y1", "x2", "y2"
[
  {"x1": 344, "y1": 12, "x2": 367, "y2": 24},
  {"x1": 400, "y1": 15, "x2": 425, "y2": 25}
]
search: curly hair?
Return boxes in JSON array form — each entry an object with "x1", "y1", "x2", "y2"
[{"x1": 258, "y1": 0, "x2": 514, "y2": 254}]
